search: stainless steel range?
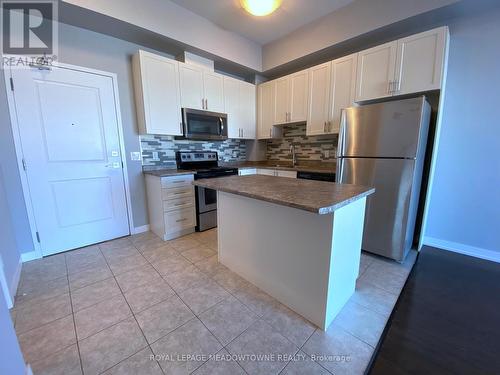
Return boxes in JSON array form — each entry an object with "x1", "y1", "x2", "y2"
[{"x1": 176, "y1": 151, "x2": 238, "y2": 231}]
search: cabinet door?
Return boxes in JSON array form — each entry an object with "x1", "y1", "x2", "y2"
[
  {"x1": 289, "y1": 70, "x2": 309, "y2": 123},
  {"x1": 307, "y1": 62, "x2": 331, "y2": 136},
  {"x1": 179, "y1": 63, "x2": 204, "y2": 110},
  {"x1": 203, "y1": 71, "x2": 225, "y2": 112},
  {"x1": 394, "y1": 27, "x2": 447, "y2": 95},
  {"x1": 224, "y1": 77, "x2": 240, "y2": 139},
  {"x1": 239, "y1": 82, "x2": 256, "y2": 139},
  {"x1": 329, "y1": 53, "x2": 358, "y2": 134},
  {"x1": 274, "y1": 77, "x2": 289, "y2": 124},
  {"x1": 133, "y1": 51, "x2": 182, "y2": 135},
  {"x1": 258, "y1": 81, "x2": 276, "y2": 139},
  {"x1": 355, "y1": 41, "x2": 397, "y2": 102}
]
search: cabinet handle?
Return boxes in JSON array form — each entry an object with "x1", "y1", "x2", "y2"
[
  {"x1": 176, "y1": 218, "x2": 187, "y2": 223},
  {"x1": 205, "y1": 98, "x2": 208, "y2": 109},
  {"x1": 269, "y1": 128, "x2": 272, "y2": 138},
  {"x1": 241, "y1": 128, "x2": 244, "y2": 138},
  {"x1": 324, "y1": 121, "x2": 327, "y2": 133}
]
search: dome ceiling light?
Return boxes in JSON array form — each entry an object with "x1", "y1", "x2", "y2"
[{"x1": 240, "y1": 0, "x2": 283, "y2": 17}]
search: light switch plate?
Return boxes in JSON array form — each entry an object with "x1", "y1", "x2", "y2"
[{"x1": 130, "y1": 151, "x2": 141, "y2": 161}]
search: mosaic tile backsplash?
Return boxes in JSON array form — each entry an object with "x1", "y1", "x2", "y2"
[
  {"x1": 267, "y1": 124, "x2": 338, "y2": 161},
  {"x1": 140, "y1": 135, "x2": 247, "y2": 166}
]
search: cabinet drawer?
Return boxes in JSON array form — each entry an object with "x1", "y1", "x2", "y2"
[
  {"x1": 256, "y1": 168, "x2": 276, "y2": 176},
  {"x1": 164, "y1": 207, "x2": 195, "y2": 233},
  {"x1": 239, "y1": 168, "x2": 257, "y2": 176},
  {"x1": 163, "y1": 196, "x2": 194, "y2": 212},
  {"x1": 161, "y1": 174, "x2": 194, "y2": 189},
  {"x1": 276, "y1": 170, "x2": 297, "y2": 178},
  {"x1": 162, "y1": 186, "x2": 194, "y2": 200}
]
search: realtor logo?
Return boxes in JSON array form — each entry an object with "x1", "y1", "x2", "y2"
[{"x1": 1, "y1": 0, "x2": 58, "y2": 68}]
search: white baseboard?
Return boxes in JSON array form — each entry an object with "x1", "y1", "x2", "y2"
[
  {"x1": 423, "y1": 236, "x2": 500, "y2": 263},
  {"x1": 132, "y1": 224, "x2": 150, "y2": 235},
  {"x1": 21, "y1": 250, "x2": 41, "y2": 263}
]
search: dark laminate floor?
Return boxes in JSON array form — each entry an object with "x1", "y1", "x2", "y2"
[{"x1": 369, "y1": 246, "x2": 500, "y2": 375}]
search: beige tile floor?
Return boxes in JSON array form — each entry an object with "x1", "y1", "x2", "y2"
[{"x1": 11, "y1": 229, "x2": 416, "y2": 375}]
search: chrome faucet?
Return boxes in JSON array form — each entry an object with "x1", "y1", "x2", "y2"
[{"x1": 290, "y1": 144, "x2": 297, "y2": 167}]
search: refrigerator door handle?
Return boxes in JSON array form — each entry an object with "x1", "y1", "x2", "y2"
[
  {"x1": 335, "y1": 158, "x2": 342, "y2": 183},
  {"x1": 337, "y1": 109, "x2": 347, "y2": 158}
]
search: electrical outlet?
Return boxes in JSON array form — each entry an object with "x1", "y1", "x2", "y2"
[
  {"x1": 324, "y1": 150, "x2": 330, "y2": 158},
  {"x1": 130, "y1": 151, "x2": 141, "y2": 161},
  {"x1": 152, "y1": 151, "x2": 159, "y2": 160}
]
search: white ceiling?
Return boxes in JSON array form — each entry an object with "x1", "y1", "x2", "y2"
[{"x1": 170, "y1": 0, "x2": 355, "y2": 45}]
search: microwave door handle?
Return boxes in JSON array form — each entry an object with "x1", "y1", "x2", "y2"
[{"x1": 219, "y1": 117, "x2": 224, "y2": 135}]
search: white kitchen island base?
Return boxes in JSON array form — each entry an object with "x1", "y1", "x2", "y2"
[{"x1": 217, "y1": 191, "x2": 367, "y2": 330}]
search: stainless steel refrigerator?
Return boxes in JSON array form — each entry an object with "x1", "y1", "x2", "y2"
[{"x1": 336, "y1": 96, "x2": 431, "y2": 262}]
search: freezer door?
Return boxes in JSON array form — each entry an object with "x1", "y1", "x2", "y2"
[
  {"x1": 338, "y1": 96, "x2": 428, "y2": 158},
  {"x1": 337, "y1": 158, "x2": 416, "y2": 261}
]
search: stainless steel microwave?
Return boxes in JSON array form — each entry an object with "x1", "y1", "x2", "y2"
[{"x1": 181, "y1": 108, "x2": 228, "y2": 140}]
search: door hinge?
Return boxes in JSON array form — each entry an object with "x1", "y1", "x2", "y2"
[
  {"x1": 10, "y1": 77, "x2": 14, "y2": 91},
  {"x1": 22, "y1": 158, "x2": 27, "y2": 171},
  {"x1": 35, "y1": 232, "x2": 41, "y2": 243}
]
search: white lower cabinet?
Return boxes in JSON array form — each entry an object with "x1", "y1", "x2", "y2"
[
  {"x1": 145, "y1": 174, "x2": 196, "y2": 240},
  {"x1": 256, "y1": 169, "x2": 297, "y2": 178}
]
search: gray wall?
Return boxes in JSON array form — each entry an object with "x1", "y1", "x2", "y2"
[
  {"x1": 0, "y1": 166, "x2": 21, "y2": 297},
  {"x1": 0, "y1": 287, "x2": 25, "y2": 375},
  {"x1": 425, "y1": 5, "x2": 500, "y2": 255}
]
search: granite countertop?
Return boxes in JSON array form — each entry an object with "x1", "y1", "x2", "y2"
[
  {"x1": 220, "y1": 161, "x2": 337, "y2": 174},
  {"x1": 193, "y1": 175, "x2": 374, "y2": 215}
]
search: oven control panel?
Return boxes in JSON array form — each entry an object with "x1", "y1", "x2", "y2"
[{"x1": 176, "y1": 151, "x2": 218, "y2": 167}]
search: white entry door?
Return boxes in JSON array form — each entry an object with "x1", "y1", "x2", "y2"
[{"x1": 11, "y1": 66, "x2": 130, "y2": 256}]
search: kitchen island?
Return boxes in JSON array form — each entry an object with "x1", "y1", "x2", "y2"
[{"x1": 193, "y1": 175, "x2": 374, "y2": 330}]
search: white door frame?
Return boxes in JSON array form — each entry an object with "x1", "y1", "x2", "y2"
[{"x1": 4, "y1": 62, "x2": 135, "y2": 261}]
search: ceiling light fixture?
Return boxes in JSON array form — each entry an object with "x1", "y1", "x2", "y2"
[{"x1": 240, "y1": 0, "x2": 282, "y2": 17}]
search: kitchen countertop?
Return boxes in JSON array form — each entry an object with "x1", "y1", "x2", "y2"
[
  {"x1": 193, "y1": 175, "x2": 374, "y2": 214},
  {"x1": 220, "y1": 161, "x2": 337, "y2": 174},
  {"x1": 142, "y1": 168, "x2": 195, "y2": 177},
  {"x1": 143, "y1": 160, "x2": 337, "y2": 177}
]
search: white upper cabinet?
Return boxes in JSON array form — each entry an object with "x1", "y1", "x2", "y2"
[
  {"x1": 179, "y1": 63, "x2": 204, "y2": 110},
  {"x1": 132, "y1": 50, "x2": 182, "y2": 135},
  {"x1": 258, "y1": 80, "x2": 276, "y2": 139},
  {"x1": 224, "y1": 77, "x2": 240, "y2": 139},
  {"x1": 394, "y1": 27, "x2": 448, "y2": 95},
  {"x1": 329, "y1": 53, "x2": 358, "y2": 133},
  {"x1": 203, "y1": 71, "x2": 224, "y2": 112},
  {"x1": 289, "y1": 70, "x2": 309, "y2": 123},
  {"x1": 273, "y1": 70, "x2": 309, "y2": 125},
  {"x1": 179, "y1": 62, "x2": 224, "y2": 112},
  {"x1": 355, "y1": 41, "x2": 398, "y2": 102},
  {"x1": 223, "y1": 77, "x2": 256, "y2": 139},
  {"x1": 307, "y1": 62, "x2": 331, "y2": 136},
  {"x1": 306, "y1": 54, "x2": 357, "y2": 136},
  {"x1": 274, "y1": 77, "x2": 289, "y2": 124},
  {"x1": 239, "y1": 81, "x2": 256, "y2": 139}
]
